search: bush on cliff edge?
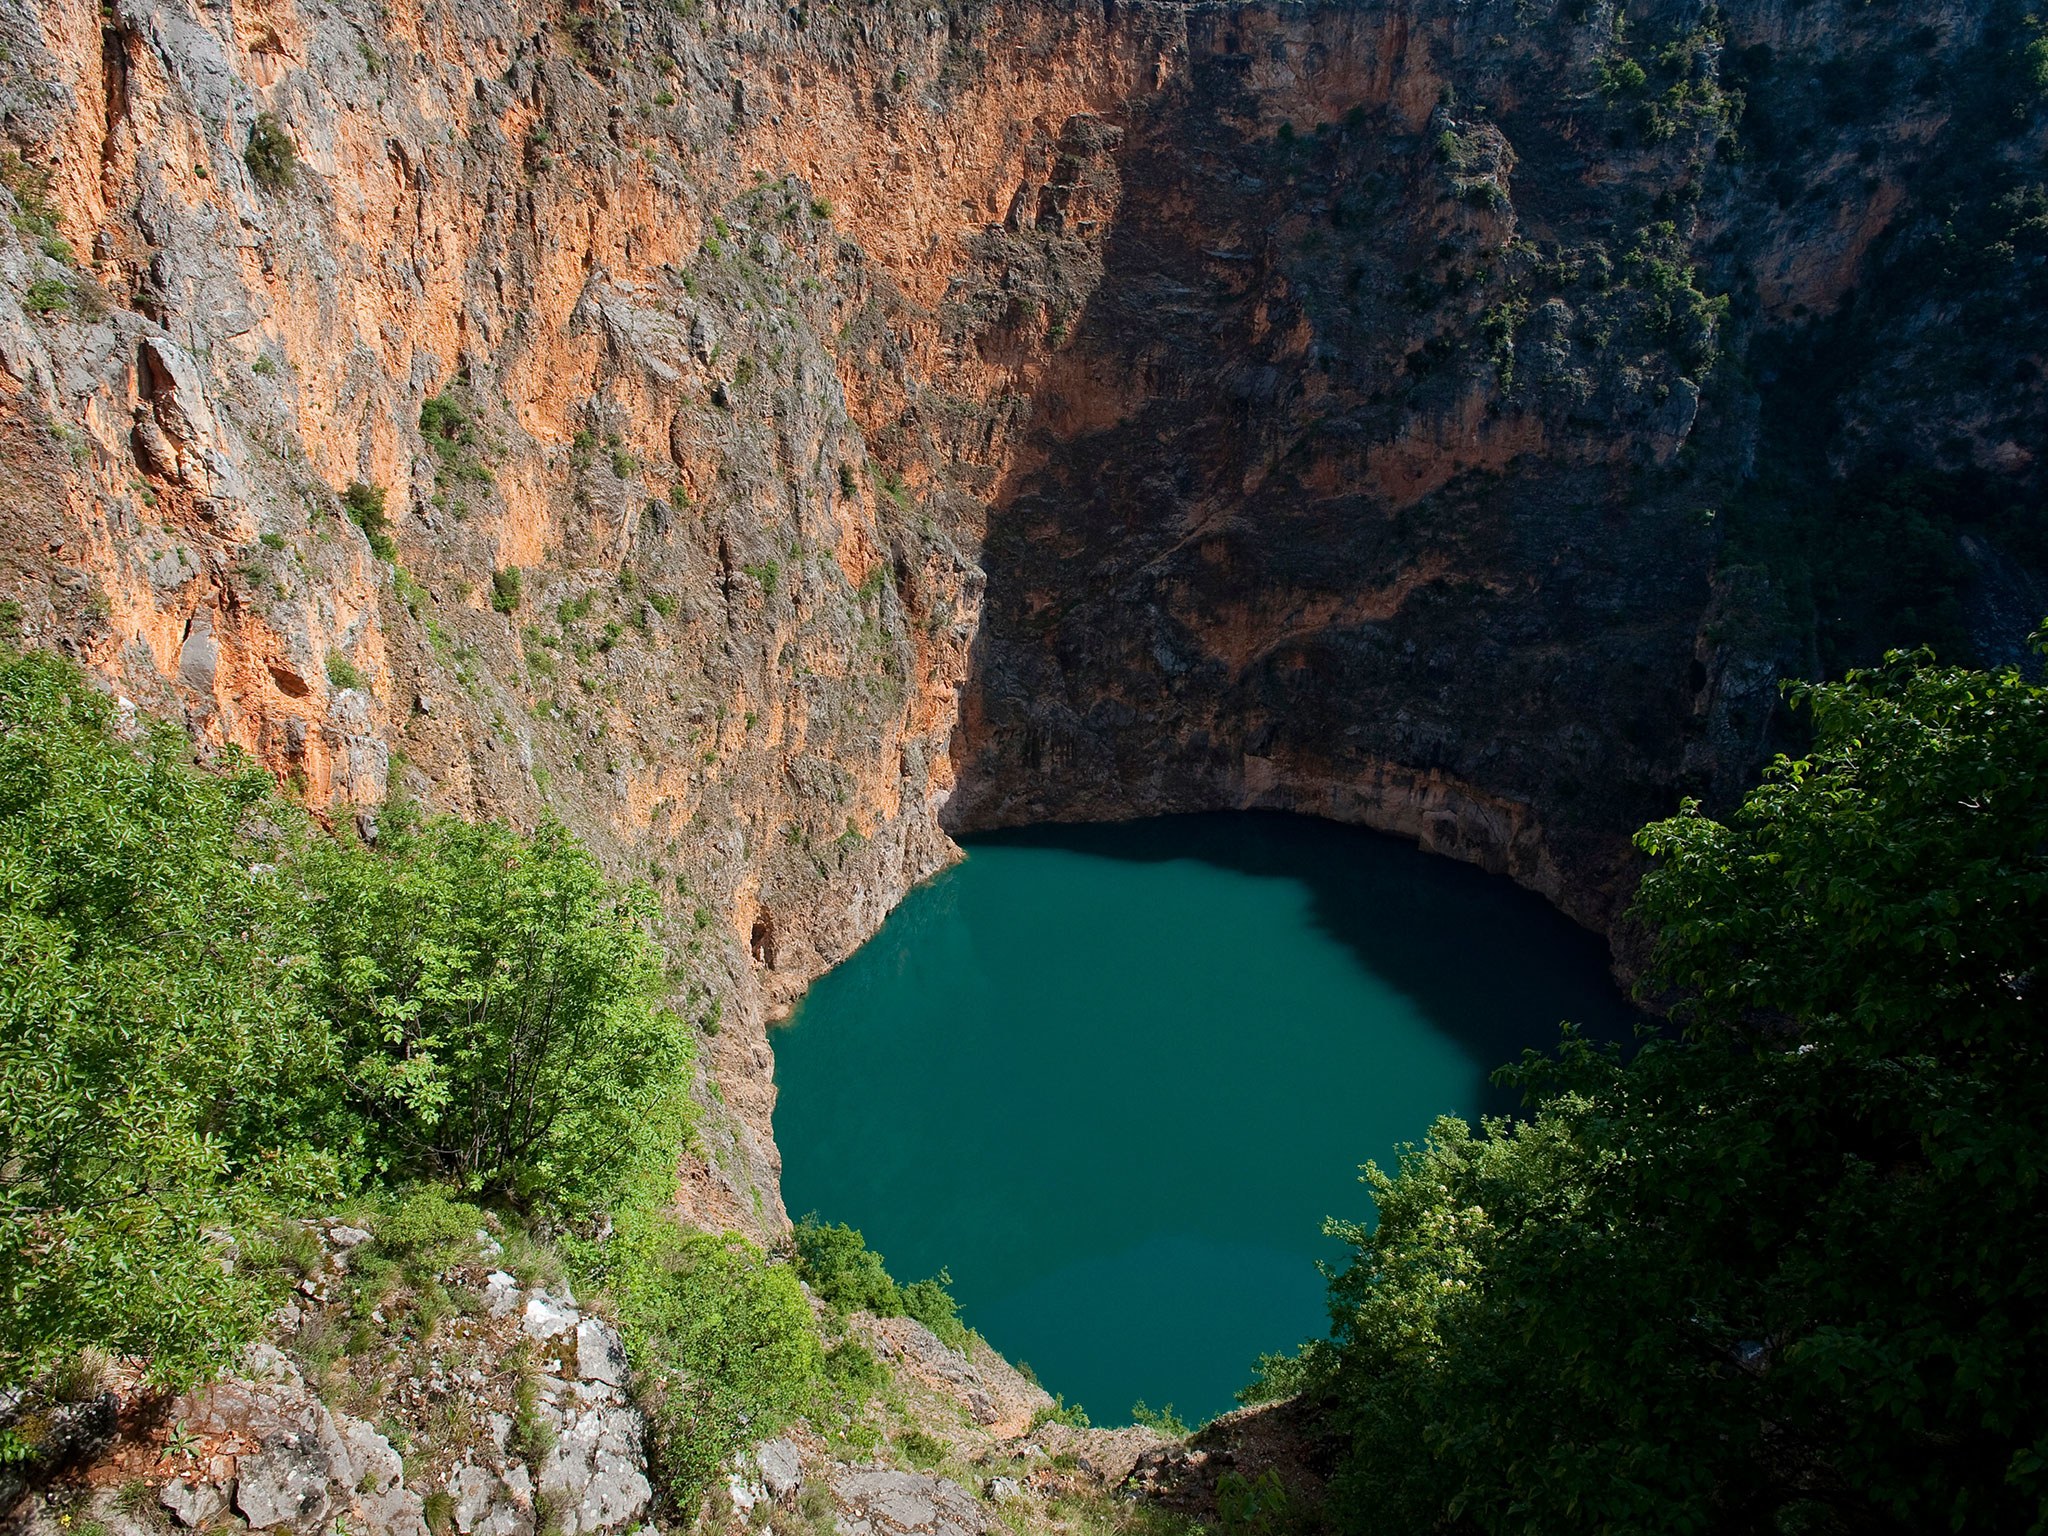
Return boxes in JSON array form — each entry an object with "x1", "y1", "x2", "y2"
[
  {"x1": 0, "y1": 647, "x2": 689, "y2": 1395},
  {"x1": 1262, "y1": 633, "x2": 2048, "y2": 1534}
]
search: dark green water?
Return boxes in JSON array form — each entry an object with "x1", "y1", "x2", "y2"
[{"x1": 771, "y1": 812, "x2": 1632, "y2": 1426}]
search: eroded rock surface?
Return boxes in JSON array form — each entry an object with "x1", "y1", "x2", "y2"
[
  {"x1": 830, "y1": 1469, "x2": 989, "y2": 1536},
  {"x1": 1, "y1": 0, "x2": 2041, "y2": 1248},
  {"x1": 168, "y1": 1372, "x2": 427, "y2": 1535}
]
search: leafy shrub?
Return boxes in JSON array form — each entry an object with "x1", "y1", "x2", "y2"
[
  {"x1": 791, "y1": 1216, "x2": 972, "y2": 1351},
  {"x1": 0, "y1": 650, "x2": 699, "y2": 1393},
  {"x1": 792, "y1": 1216, "x2": 900, "y2": 1314},
  {"x1": 343, "y1": 482, "x2": 394, "y2": 560},
  {"x1": 1598, "y1": 56, "x2": 1648, "y2": 95},
  {"x1": 821, "y1": 1337, "x2": 887, "y2": 1394},
  {"x1": 420, "y1": 387, "x2": 492, "y2": 487},
  {"x1": 0, "y1": 649, "x2": 341, "y2": 1390},
  {"x1": 299, "y1": 809, "x2": 690, "y2": 1214},
  {"x1": 491, "y1": 566, "x2": 522, "y2": 614},
  {"x1": 895, "y1": 1427, "x2": 946, "y2": 1469},
  {"x1": 899, "y1": 1274, "x2": 969, "y2": 1353},
  {"x1": 1282, "y1": 635, "x2": 2048, "y2": 1534},
  {"x1": 245, "y1": 113, "x2": 297, "y2": 191},
  {"x1": 373, "y1": 1185, "x2": 487, "y2": 1260},
  {"x1": 1214, "y1": 1470, "x2": 1287, "y2": 1536},
  {"x1": 609, "y1": 1224, "x2": 822, "y2": 1513}
]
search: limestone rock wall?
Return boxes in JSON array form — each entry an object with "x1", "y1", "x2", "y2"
[{"x1": 0, "y1": 0, "x2": 2040, "y2": 1224}]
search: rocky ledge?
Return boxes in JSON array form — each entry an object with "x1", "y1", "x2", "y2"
[{"x1": 13, "y1": 1214, "x2": 1333, "y2": 1536}]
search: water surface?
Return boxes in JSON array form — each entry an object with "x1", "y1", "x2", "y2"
[{"x1": 772, "y1": 813, "x2": 1631, "y2": 1424}]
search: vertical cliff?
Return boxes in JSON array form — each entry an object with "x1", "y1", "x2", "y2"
[
  {"x1": 0, "y1": 0, "x2": 2041, "y2": 1221},
  {"x1": 940, "y1": 0, "x2": 2046, "y2": 928}
]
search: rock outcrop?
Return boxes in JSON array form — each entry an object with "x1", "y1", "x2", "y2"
[
  {"x1": 14, "y1": 1211, "x2": 1187, "y2": 1536},
  {"x1": 112, "y1": 1227, "x2": 653, "y2": 1536},
  {"x1": 828, "y1": 1470, "x2": 989, "y2": 1536}
]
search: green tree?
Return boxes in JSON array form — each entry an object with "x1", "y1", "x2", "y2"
[
  {"x1": 300, "y1": 809, "x2": 690, "y2": 1215},
  {"x1": 0, "y1": 647, "x2": 698, "y2": 1395},
  {"x1": 0, "y1": 650, "x2": 342, "y2": 1391},
  {"x1": 1283, "y1": 634, "x2": 2048, "y2": 1535}
]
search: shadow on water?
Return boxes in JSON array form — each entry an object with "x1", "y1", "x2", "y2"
[
  {"x1": 776, "y1": 807, "x2": 1646, "y2": 1420},
  {"x1": 968, "y1": 810, "x2": 1641, "y2": 1115}
]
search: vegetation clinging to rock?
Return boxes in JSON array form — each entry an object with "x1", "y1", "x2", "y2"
[
  {"x1": 1259, "y1": 631, "x2": 2048, "y2": 1534},
  {"x1": 244, "y1": 113, "x2": 297, "y2": 191},
  {"x1": 0, "y1": 648, "x2": 689, "y2": 1395},
  {"x1": 344, "y1": 481, "x2": 395, "y2": 560},
  {"x1": 792, "y1": 1215, "x2": 973, "y2": 1353}
]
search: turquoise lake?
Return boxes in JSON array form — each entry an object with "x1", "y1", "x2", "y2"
[{"x1": 771, "y1": 812, "x2": 1633, "y2": 1426}]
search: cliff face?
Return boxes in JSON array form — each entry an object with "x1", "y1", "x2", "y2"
[
  {"x1": 0, "y1": 0, "x2": 2042, "y2": 1219},
  {"x1": 941, "y1": 0, "x2": 2047, "y2": 926}
]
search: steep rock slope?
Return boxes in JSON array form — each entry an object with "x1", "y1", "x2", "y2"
[
  {"x1": 0, "y1": 0, "x2": 2042, "y2": 1217},
  {"x1": 941, "y1": 0, "x2": 2047, "y2": 927}
]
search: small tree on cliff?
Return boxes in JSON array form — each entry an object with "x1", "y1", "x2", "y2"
[
  {"x1": 299, "y1": 808, "x2": 691, "y2": 1215},
  {"x1": 244, "y1": 112, "x2": 297, "y2": 191}
]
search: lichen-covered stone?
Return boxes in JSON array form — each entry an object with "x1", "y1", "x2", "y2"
[
  {"x1": 574, "y1": 1318, "x2": 628, "y2": 1388},
  {"x1": 830, "y1": 1470, "x2": 988, "y2": 1536},
  {"x1": 537, "y1": 1404, "x2": 651, "y2": 1535}
]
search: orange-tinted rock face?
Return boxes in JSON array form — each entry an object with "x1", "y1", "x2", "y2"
[{"x1": 0, "y1": 0, "x2": 2040, "y2": 1227}]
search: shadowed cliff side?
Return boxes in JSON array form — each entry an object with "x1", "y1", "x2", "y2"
[{"x1": 945, "y1": 0, "x2": 2048, "y2": 933}]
